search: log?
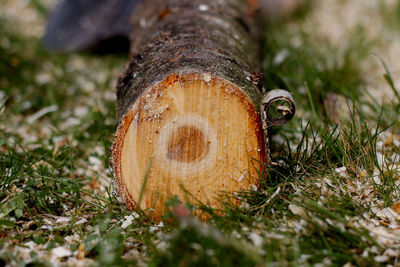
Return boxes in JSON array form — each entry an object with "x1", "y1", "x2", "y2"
[{"x1": 111, "y1": 0, "x2": 268, "y2": 218}]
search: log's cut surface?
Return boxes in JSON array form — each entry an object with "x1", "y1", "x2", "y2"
[{"x1": 111, "y1": 0, "x2": 266, "y2": 218}]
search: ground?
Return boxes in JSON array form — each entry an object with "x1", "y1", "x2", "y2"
[{"x1": 1, "y1": 0, "x2": 400, "y2": 266}]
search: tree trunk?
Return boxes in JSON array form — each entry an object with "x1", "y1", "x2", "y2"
[{"x1": 111, "y1": 0, "x2": 266, "y2": 218}]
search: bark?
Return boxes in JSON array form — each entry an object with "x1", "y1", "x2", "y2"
[{"x1": 116, "y1": 0, "x2": 264, "y2": 120}]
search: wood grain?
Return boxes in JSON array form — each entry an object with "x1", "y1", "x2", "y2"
[{"x1": 113, "y1": 74, "x2": 264, "y2": 218}]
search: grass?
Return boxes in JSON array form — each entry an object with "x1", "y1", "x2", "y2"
[{"x1": 1, "y1": 0, "x2": 400, "y2": 266}]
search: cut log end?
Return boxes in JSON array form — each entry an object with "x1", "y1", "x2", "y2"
[{"x1": 111, "y1": 73, "x2": 265, "y2": 218}]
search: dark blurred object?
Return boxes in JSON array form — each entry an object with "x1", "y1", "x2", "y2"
[{"x1": 43, "y1": 0, "x2": 143, "y2": 53}]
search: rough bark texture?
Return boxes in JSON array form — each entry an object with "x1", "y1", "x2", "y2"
[
  {"x1": 116, "y1": 0, "x2": 264, "y2": 119},
  {"x1": 112, "y1": 0, "x2": 267, "y2": 218}
]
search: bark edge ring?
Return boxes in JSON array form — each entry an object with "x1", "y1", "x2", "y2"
[{"x1": 261, "y1": 89, "x2": 295, "y2": 126}]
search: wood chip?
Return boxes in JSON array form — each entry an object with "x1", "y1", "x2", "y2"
[{"x1": 392, "y1": 201, "x2": 400, "y2": 214}]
